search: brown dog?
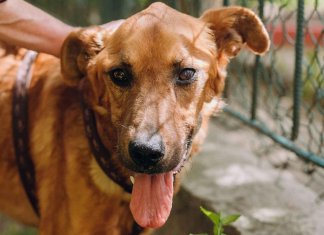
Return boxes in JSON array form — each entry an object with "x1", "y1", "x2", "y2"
[{"x1": 0, "y1": 2, "x2": 269, "y2": 234}]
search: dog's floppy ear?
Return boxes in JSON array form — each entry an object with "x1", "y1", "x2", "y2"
[
  {"x1": 200, "y1": 6, "x2": 270, "y2": 64},
  {"x1": 61, "y1": 26, "x2": 104, "y2": 86}
]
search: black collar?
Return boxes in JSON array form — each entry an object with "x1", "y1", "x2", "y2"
[{"x1": 81, "y1": 103, "x2": 132, "y2": 193}]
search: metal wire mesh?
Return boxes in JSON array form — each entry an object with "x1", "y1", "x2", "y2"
[{"x1": 224, "y1": 0, "x2": 324, "y2": 166}]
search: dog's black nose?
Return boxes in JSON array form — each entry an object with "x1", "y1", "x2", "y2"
[{"x1": 128, "y1": 134, "x2": 165, "y2": 168}]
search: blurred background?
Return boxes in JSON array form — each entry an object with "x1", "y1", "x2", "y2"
[{"x1": 0, "y1": 0, "x2": 323, "y2": 234}]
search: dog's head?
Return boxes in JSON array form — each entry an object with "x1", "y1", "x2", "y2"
[{"x1": 61, "y1": 2, "x2": 269, "y2": 228}]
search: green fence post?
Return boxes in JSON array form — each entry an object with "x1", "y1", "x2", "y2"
[
  {"x1": 291, "y1": 0, "x2": 305, "y2": 140},
  {"x1": 251, "y1": 58, "x2": 260, "y2": 120},
  {"x1": 222, "y1": 0, "x2": 230, "y2": 99},
  {"x1": 251, "y1": 0, "x2": 264, "y2": 120}
]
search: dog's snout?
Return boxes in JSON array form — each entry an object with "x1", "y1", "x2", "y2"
[{"x1": 128, "y1": 134, "x2": 165, "y2": 168}]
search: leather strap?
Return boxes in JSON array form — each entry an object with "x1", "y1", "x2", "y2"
[
  {"x1": 81, "y1": 95, "x2": 144, "y2": 234},
  {"x1": 12, "y1": 50, "x2": 39, "y2": 216},
  {"x1": 82, "y1": 104, "x2": 133, "y2": 193}
]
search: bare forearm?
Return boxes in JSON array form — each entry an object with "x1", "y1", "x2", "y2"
[{"x1": 0, "y1": 0, "x2": 73, "y2": 57}]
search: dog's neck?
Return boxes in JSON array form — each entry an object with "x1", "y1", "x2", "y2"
[{"x1": 81, "y1": 102, "x2": 133, "y2": 193}]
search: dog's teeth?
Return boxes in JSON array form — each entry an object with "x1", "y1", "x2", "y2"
[{"x1": 130, "y1": 176, "x2": 135, "y2": 185}]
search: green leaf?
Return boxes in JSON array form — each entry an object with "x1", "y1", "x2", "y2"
[
  {"x1": 213, "y1": 224, "x2": 220, "y2": 235},
  {"x1": 221, "y1": 214, "x2": 241, "y2": 225},
  {"x1": 200, "y1": 206, "x2": 220, "y2": 226}
]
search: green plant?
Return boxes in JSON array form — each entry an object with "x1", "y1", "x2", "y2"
[{"x1": 190, "y1": 207, "x2": 240, "y2": 235}]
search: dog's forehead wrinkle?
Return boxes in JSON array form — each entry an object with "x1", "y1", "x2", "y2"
[
  {"x1": 115, "y1": 27, "x2": 216, "y2": 75},
  {"x1": 120, "y1": 37, "x2": 200, "y2": 75},
  {"x1": 106, "y1": 11, "x2": 217, "y2": 75}
]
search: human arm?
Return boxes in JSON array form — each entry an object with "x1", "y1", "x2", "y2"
[{"x1": 0, "y1": 0, "x2": 73, "y2": 57}]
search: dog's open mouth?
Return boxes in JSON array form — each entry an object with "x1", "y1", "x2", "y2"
[
  {"x1": 130, "y1": 173, "x2": 174, "y2": 228},
  {"x1": 129, "y1": 153, "x2": 188, "y2": 228},
  {"x1": 127, "y1": 131, "x2": 192, "y2": 228}
]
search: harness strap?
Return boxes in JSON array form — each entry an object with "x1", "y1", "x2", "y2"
[
  {"x1": 12, "y1": 50, "x2": 39, "y2": 216},
  {"x1": 82, "y1": 104, "x2": 133, "y2": 193},
  {"x1": 82, "y1": 104, "x2": 143, "y2": 234},
  {"x1": 12, "y1": 51, "x2": 143, "y2": 234}
]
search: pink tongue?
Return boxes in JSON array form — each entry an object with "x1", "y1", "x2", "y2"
[{"x1": 130, "y1": 173, "x2": 174, "y2": 228}]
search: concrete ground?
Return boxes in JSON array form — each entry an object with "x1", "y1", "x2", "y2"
[{"x1": 1, "y1": 113, "x2": 324, "y2": 235}]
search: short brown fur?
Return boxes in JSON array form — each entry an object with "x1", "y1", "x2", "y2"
[{"x1": 0, "y1": 3, "x2": 269, "y2": 234}]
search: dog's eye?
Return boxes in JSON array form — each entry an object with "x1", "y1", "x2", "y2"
[
  {"x1": 177, "y1": 68, "x2": 196, "y2": 85},
  {"x1": 109, "y1": 68, "x2": 131, "y2": 87}
]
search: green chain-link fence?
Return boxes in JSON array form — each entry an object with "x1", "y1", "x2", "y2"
[{"x1": 223, "y1": 0, "x2": 324, "y2": 167}]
